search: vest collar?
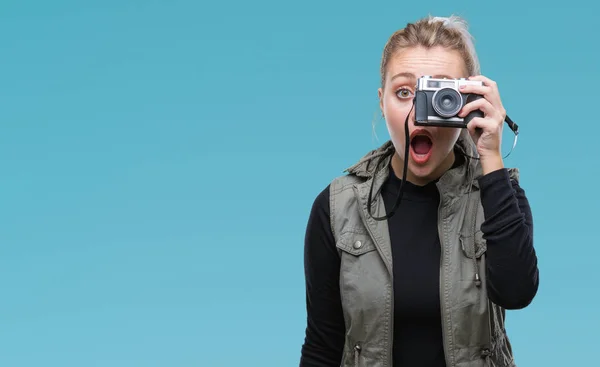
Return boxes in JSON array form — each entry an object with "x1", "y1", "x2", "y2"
[{"x1": 344, "y1": 134, "x2": 483, "y2": 196}]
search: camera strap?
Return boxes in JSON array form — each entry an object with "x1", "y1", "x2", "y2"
[
  {"x1": 502, "y1": 115, "x2": 519, "y2": 159},
  {"x1": 367, "y1": 105, "x2": 521, "y2": 221}
]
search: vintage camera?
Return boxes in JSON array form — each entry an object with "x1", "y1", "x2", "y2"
[{"x1": 414, "y1": 76, "x2": 484, "y2": 128}]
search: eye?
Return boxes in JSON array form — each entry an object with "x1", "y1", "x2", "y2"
[{"x1": 395, "y1": 87, "x2": 414, "y2": 99}]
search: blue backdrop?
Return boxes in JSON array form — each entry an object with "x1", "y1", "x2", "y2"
[{"x1": 1, "y1": 0, "x2": 596, "y2": 365}]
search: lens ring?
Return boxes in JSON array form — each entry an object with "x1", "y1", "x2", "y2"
[{"x1": 432, "y1": 88, "x2": 463, "y2": 118}]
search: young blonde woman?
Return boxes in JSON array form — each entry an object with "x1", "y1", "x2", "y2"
[{"x1": 300, "y1": 15, "x2": 539, "y2": 367}]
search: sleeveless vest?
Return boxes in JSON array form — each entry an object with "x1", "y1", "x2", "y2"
[{"x1": 329, "y1": 139, "x2": 518, "y2": 367}]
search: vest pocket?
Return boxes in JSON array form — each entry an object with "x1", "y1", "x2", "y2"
[
  {"x1": 460, "y1": 229, "x2": 486, "y2": 259},
  {"x1": 459, "y1": 230, "x2": 487, "y2": 285},
  {"x1": 336, "y1": 231, "x2": 377, "y2": 257}
]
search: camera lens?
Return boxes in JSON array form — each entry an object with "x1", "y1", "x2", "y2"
[{"x1": 432, "y1": 88, "x2": 463, "y2": 117}]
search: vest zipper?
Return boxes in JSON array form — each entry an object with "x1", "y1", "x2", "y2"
[
  {"x1": 354, "y1": 343, "x2": 362, "y2": 367},
  {"x1": 438, "y1": 200, "x2": 451, "y2": 367}
]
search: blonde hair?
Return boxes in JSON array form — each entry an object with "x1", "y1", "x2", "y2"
[
  {"x1": 380, "y1": 15, "x2": 480, "y2": 88},
  {"x1": 373, "y1": 15, "x2": 480, "y2": 146}
]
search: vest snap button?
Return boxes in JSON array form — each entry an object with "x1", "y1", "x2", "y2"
[{"x1": 353, "y1": 240, "x2": 362, "y2": 249}]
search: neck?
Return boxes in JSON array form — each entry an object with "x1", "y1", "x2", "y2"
[{"x1": 391, "y1": 149, "x2": 457, "y2": 186}]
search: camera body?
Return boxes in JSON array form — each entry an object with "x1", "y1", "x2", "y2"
[{"x1": 414, "y1": 76, "x2": 484, "y2": 128}]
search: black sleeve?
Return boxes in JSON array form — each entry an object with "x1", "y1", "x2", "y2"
[
  {"x1": 299, "y1": 185, "x2": 346, "y2": 367},
  {"x1": 478, "y1": 168, "x2": 540, "y2": 310}
]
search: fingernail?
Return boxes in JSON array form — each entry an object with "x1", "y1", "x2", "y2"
[{"x1": 460, "y1": 85, "x2": 465, "y2": 89}]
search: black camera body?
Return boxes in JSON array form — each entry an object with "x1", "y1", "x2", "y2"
[{"x1": 414, "y1": 76, "x2": 484, "y2": 128}]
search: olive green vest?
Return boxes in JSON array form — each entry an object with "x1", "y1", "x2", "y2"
[{"x1": 329, "y1": 139, "x2": 518, "y2": 367}]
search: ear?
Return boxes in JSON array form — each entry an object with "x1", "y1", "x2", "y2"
[{"x1": 378, "y1": 87, "x2": 384, "y2": 117}]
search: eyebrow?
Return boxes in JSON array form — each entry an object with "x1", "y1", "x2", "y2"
[{"x1": 390, "y1": 72, "x2": 455, "y2": 81}]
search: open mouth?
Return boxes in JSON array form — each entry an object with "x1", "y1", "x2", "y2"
[{"x1": 409, "y1": 130, "x2": 433, "y2": 164}]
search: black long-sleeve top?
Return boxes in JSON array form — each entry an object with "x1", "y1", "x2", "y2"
[{"x1": 300, "y1": 165, "x2": 539, "y2": 367}]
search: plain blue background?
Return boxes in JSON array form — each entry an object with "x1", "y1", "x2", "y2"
[{"x1": 1, "y1": 0, "x2": 597, "y2": 366}]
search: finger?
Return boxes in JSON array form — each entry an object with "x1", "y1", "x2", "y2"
[
  {"x1": 459, "y1": 85, "x2": 504, "y2": 118},
  {"x1": 468, "y1": 75, "x2": 498, "y2": 90},
  {"x1": 467, "y1": 116, "x2": 493, "y2": 130},
  {"x1": 466, "y1": 116, "x2": 485, "y2": 140},
  {"x1": 458, "y1": 83, "x2": 491, "y2": 98},
  {"x1": 458, "y1": 95, "x2": 495, "y2": 118},
  {"x1": 464, "y1": 75, "x2": 503, "y2": 108},
  {"x1": 466, "y1": 116, "x2": 500, "y2": 140},
  {"x1": 459, "y1": 82, "x2": 502, "y2": 109},
  {"x1": 467, "y1": 116, "x2": 503, "y2": 140}
]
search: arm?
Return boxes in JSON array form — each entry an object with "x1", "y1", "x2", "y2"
[
  {"x1": 478, "y1": 168, "x2": 540, "y2": 310},
  {"x1": 300, "y1": 185, "x2": 346, "y2": 367}
]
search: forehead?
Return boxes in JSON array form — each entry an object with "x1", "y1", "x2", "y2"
[{"x1": 386, "y1": 46, "x2": 467, "y2": 83}]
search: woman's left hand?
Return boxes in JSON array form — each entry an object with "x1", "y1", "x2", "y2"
[{"x1": 457, "y1": 75, "x2": 506, "y2": 172}]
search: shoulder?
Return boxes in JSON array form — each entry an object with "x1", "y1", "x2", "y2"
[
  {"x1": 307, "y1": 173, "x2": 365, "y2": 236},
  {"x1": 311, "y1": 183, "x2": 330, "y2": 213},
  {"x1": 326, "y1": 173, "x2": 369, "y2": 241},
  {"x1": 328, "y1": 171, "x2": 370, "y2": 209},
  {"x1": 329, "y1": 173, "x2": 363, "y2": 194}
]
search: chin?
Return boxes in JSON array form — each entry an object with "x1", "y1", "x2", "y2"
[
  {"x1": 406, "y1": 151, "x2": 449, "y2": 182},
  {"x1": 408, "y1": 163, "x2": 438, "y2": 181}
]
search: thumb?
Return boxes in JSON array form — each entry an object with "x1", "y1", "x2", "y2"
[{"x1": 466, "y1": 118, "x2": 483, "y2": 143}]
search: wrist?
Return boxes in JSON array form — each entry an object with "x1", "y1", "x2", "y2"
[{"x1": 479, "y1": 152, "x2": 504, "y2": 175}]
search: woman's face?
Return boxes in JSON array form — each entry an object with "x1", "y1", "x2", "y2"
[{"x1": 378, "y1": 46, "x2": 469, "y2": 186}]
